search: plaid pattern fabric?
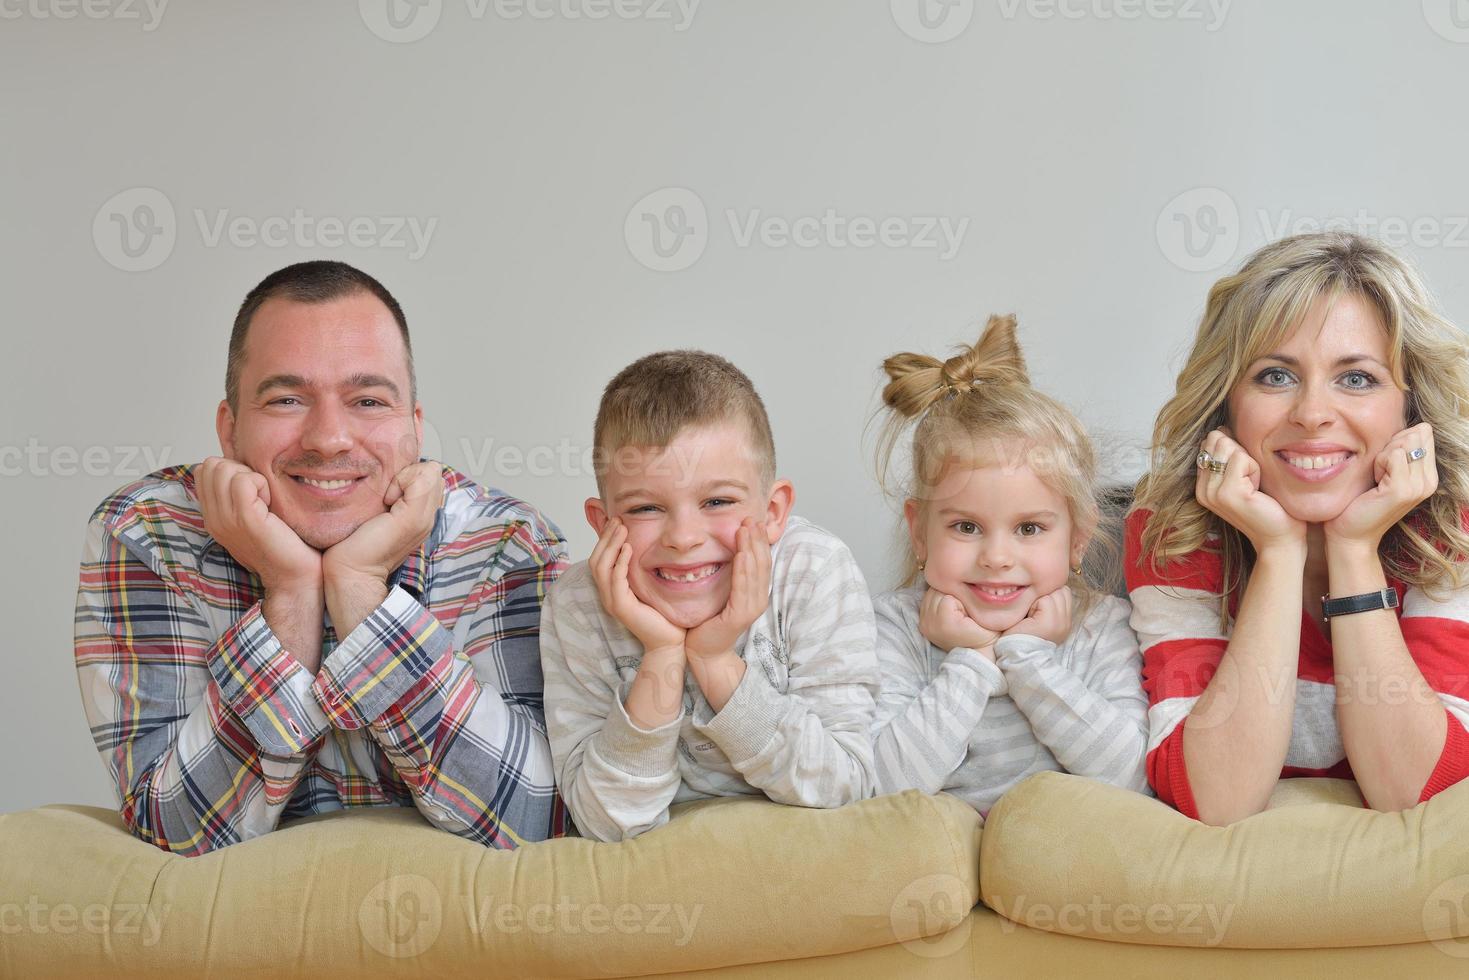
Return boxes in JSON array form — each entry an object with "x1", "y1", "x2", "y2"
[{"x1": 75, "y1": 463, "x2": 569, "y2": 855}]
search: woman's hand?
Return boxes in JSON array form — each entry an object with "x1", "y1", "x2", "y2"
[
  {"x1": 1195, "y1": 428, "x2": 1306, "y2": 555},
  {"x1": 1325, "y1": 423, "x2": 1438, "y2": 550}
]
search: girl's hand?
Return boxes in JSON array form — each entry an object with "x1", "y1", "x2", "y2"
[
  {"x1": 917, "y1": 588, "x2": 998, "y2": 658},
  {"x1": 1003, "y1": 586, "x2": 1073, "y2": 646},
  {"x1": 1195, "y1": 427, "x2": 1306, "y2": 555},
  {"x1": 1325, "y1": 423, "x2": 1438, "y2": 550}
]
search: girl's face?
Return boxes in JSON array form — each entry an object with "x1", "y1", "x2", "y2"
[
  {"x1": 1225, "y1": 293, "x2": 1408, "y2": 524},
  {"x1": 905, "y1": 447, "x2": 1088, "y2": 635}
]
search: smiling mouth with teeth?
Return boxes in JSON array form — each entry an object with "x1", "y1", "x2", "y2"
[
  {"x1": 1278, "y1": 452, "x2": 1350, "y2": 471},
  {"x1": 654, "y1": 564, "x2": 724, "y2": 584},
  {"x1": 293, "y1": 476, "x2": 362, "y2": 490}
]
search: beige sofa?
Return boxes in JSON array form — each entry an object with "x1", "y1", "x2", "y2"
[{"x1": 6, "y1": 771, "x2": 1469, "y2": 977}]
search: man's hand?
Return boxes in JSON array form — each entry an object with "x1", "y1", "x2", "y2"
[
  {"x1": 918, "y1": 588, "x2": 998, "y2": 658},
  {"x1": 1002, "y1": 586, "x2": 1073, "y2": 646},
  {"x1": 685, "y1": 519, "x2": 772, "y2": 661},
  {"x1": 589, "y1": 518, "x2": 686, "y2": 654},
  {"x1": 196, "y1": 457, "x2": 321, "y2": 591},
  {"x1": 323, "y1": 462, "x2": 444, "y2": 636},
  {"x1": 196, "y1": 456, "x2": 324, "y2": 672}
]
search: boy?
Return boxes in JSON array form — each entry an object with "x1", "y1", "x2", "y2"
[{"x1": 540, "y1": 351, "x2": 879, "y2": 841}]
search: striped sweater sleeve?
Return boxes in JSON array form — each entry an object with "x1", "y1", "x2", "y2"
[
  {"x1": 539, "y1": 564, "x2": 685, "y2": 842},
  {"x1": 1123, "y1": 509, "x2": 1230, "y2": 819},
  {"x1": 689, "y1": 536, "x2": 880, "y2": 808},
  {"x1": 870, "y1": 589, "x2": 1007, "y2": 796},
  {"x1": 992, "y1": 596, "x2": 1150, "y2": 794},
  {"x1": 1399, "y1": 583, "x2": 1469, "y2": 801}
]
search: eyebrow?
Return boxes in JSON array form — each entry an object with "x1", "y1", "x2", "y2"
[
  {"x1": 254, "y1": 373, "x2": 401, "y2": 399},
  {"x1": 1252, "y1": 354, "x2": 1388, "y2": 370},
  {"x1": 938, "y1": 508, "x2": 1060, "y2": 522},
  {"x1": 612, "y1": 479, "x2": 751, "y2": 505}
]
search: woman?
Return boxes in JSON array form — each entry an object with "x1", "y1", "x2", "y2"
[{"x1": 1128, "y1": 232, "x2": 1469, "y2": 825}]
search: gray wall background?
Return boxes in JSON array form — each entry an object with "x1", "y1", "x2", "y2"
[{"x1": 3, "y1": 0, "x2": 1468, "y2": 814}]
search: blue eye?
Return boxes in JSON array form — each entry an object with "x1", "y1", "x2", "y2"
[
  {"x1": 1341, "y1": 370, "x2": 1378, "y2": 390},
  {"x1": 1257, "y1": 368, "x2": 1294, "y2": 387}
]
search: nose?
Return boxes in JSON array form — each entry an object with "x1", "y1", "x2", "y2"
[
  {"x1": 661, "y1": 507, "x2": 705, "y2": 552},
  {"x1": 1287, "y1": 381, "x2": 1335, "y2": 431},
  {"x1": 978, "y1": 534, "x2": 1014, "y2": 571},
  {"x1": 299, "y1": 401, "x2": 355, "y2": 458}
]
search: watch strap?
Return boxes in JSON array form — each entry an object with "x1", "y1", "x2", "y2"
[{"x1": 1321, "y1": 588, "x2": 1399, "y2": 620}]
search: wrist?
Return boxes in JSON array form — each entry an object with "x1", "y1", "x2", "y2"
[{"x1": 1323, "y1": 531, "x2": 1382, "y2": 563}]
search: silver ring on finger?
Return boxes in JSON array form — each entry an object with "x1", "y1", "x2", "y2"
[
  {"x1": 1196, "y1": 450, "x2": 1227, "y2": 474},
  {"x1": 1408, "y1": 447, "x2": 1427, "y2": 462}
]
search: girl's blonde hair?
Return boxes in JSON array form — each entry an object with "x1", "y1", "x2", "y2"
[
  {"x1": 1133, "y1": 232, "x2": 1469, "y2": 622},
  {"x1": 873, "y1": 314, "x2": 1115, "y2": 610}
]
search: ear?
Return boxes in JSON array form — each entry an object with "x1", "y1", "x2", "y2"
[
  {"x1": 584, "y1": 496, "x2": 608, "y2": 536},
  {"x1": 1070, "y1": 525, "x2": 1094, "y2": 571},
  {"x1": 762, "y1": 479, "x2": 795, "y2": 544},
  {"x1": 216, "y1": 400, "x2": 237, "y2": 459},
  {"x1": 903, "y1": 497, "x2": 927, "y2": 565}
]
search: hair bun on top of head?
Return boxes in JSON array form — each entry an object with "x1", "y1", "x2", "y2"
[{"x1": 880, "y1": 313, "x2": 1029, "y2": 419}]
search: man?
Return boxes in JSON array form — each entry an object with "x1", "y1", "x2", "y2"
[{"x1": 74, "y1": 261, "x2": 568, "y2": 854}]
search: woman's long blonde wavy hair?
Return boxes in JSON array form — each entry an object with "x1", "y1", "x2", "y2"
[
  {"x1": 873, "y1": 314, "x2": 1115, "y2": 616},
  {"x1": 1133, "y1": 232, "x2": 1469, "y2": 621}
]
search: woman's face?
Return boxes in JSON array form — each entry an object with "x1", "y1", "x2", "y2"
[{"x1": 1225, "y1": 293, "x2": 1408, "y2": 524}]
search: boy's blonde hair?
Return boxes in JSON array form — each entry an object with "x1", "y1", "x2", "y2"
[
  {"x1": 874, "y1": 314, "x2": 1112, "y2": 604},
  {"x1": 1133, "y1": 232, "x2": 1469, "y2": 624},
  {"x1": 593, "y1": 350, "x2": 777, "y2": 493}
]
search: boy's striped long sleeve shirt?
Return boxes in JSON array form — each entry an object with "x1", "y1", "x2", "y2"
[{"x1": 74, "y1": 464, "x2": 569, "y2": 855}]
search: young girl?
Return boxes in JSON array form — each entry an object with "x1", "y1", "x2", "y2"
[{"x1": 870, "y1": 314, "x2": 1150, "y2": 816}]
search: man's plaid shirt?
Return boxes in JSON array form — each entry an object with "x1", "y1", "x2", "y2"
[{"x1": 74, "y1": 463, "x2": 569, "y2": 855}]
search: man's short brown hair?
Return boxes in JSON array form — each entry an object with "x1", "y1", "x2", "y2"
[
  {"x1": 225, "y1": 260, "x2": 414, "y2": 413},
  {"x1": 593, "y1": 350, "x2": 777, "y2": 492}
]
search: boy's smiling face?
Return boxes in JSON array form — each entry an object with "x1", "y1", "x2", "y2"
[{"x1": 586, "y1": 421, "x2": 793, "y2": 630}]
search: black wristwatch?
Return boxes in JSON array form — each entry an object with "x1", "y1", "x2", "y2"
[{"x1": 1321, "y1": 588, "x2": 1399, "y2": 620}]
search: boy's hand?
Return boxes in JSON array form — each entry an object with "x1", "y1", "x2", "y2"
[
  {"x1": 685, "y1": 519, "x2": 772, "y2": 661},
  {"x1": 590, "y1": 518, "x2": 686, "y2": 653},
  {"x1": 1002, "y1": 586, "x2": 1073, "y2": 646},
  {"x1": 917, "y1": 588, "x2": 998, "y2": 659}
]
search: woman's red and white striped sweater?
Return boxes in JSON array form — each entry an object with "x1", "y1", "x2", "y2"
[{"x1": 1124, "y1": 509, "x2": 1469, "y2": 819}]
